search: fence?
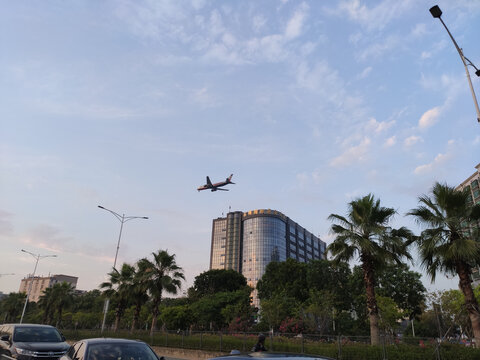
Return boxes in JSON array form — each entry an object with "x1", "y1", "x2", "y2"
[{"x1": 60, "y1": 329, "x2": 479, "y2": 360}]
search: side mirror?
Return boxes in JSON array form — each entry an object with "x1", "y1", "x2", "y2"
[{"x1": 0, "y1": 334, "x2": 10, "y2": 342}]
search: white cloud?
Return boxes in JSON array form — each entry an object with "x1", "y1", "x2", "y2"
[
  {"x1": 252, "y1": 15, "x2": 267, "y2": 33},
  {"x1": 384, "y1": 136, "x2": 396, "y2": 147},
  {"x1": 367, "y1": 118, "x2": 395, "y2": 133},
  {"x1": 330, "y1": 137, "x2": 371, "y2": 167},
  {"x1": 414, "y1": 152, "x2": 451, "y2": 175},
  {"x1": 190, "y1": 87, "x2": 218, "y2": 108},
  {"x1": 357, "y1": 34, "x2": 401, "y2": 61},
  {"x1": 336, "y1": 0, "x2": 415, "y2": 31},
  {"x1": 411, "y1": 23, "x2": 427, "y2": 38},
  {"x1": 419, "y1": 107, "x2": 441, "y2": 129},
  {"x1": 285, "y1": 3, "x2": 309, "y2": 39},
  {"x1": 404, "y1": 135, "x2": 422, "y2": 147},
  {"x1": 357, "y1": 66, "x2": 372, "y2": 79}
]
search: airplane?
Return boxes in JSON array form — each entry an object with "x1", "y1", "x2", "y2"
[{"x1": 198, "y1": 174, "x2": 235, "y2": 192}]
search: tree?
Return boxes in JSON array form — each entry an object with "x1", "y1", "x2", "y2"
[
  {"x1": 408, "y1": 182, "x2": 480, "y2": 346},
  {"x1": 306, "y1": 259, "x2": 352, "y2": 312},
  {"x1": 328, "y1": 194, "x2": 413, "y2": 345},
  {"x1": 376, "y1": 263, "x2": 426, "y2": 320},
  {"x1": 130, "y1": 259, "x2": 150, "y2": 332},
  {"x1": 0, "y1": 292, "x2": 26, "y2": 323},
  {"x1": 100, "y1": 263, "x2": 136, "y2": 332},
  {"x1": 259, "y1": 293, "x2": 299, "y2": 331},
  {"x1": 51, "y1": 282, "x2": 75, "y2": 327},
  {"x1": 140, "y1": 250, "x2": 185, "y2": 335},
  {"x1": 257, "y1": 258, "x2": 308, "y2": 303},
  {"x1": 189, "y1": 269, "x2": 247, "y2": 299},
  {"x1": 38, "y1": 287, "x2": 56, "y2": 324}
]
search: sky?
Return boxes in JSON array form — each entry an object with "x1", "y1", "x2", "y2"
[{"x1": 1, "y1": 0, "x2": 480, "y2": 297}]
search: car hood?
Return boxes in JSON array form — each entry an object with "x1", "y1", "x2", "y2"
[{"x1": 14, "y1": 342, "x2": 70, "y2": 351}]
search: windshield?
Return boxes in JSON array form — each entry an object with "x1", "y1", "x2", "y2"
[
  {"x1": 86, "y1": 343, "x2": 158, "y2": 360},
  {"x1": 13, "y1": 327, "x2": 63, "y2": 343}
]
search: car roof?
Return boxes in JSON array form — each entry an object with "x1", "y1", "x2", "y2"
[
  {"x1": 78, "y1": 338, "x2": 147, "y2": 345},
  {"x1": 3, "y1": 324, "x2": 56, "y2": 329}
]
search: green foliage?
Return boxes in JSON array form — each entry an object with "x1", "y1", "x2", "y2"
[
  {"x1": 189, "y1": 269, "x2": 247, "y2": 299},
  {"x1": 0, "y1": 292, "x2": 26, "y2": 322},
  {"x1": 160, "y1": 305, "x2": 193, "y2": 330},
  {"x1": 306, "y1": 260, "x2": 352, "y2": 311},
  {"x1": 257, "y1": 259, "x2": 308, "y2": 302},
  {"x1": 376, "y1": 263, "x2": 427, "y2": 319},
  {"x1": 258, "y1": 293, "x2": 300, "y2": 331},
  {"x1": 376, "y1": 296, "x2": 404, "y2": 335},
  {"x1": 189, "y1": 288, "x2": 252, "y2": 330}
]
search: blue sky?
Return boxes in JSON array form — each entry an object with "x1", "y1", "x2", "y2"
[{"x1": 1, "y1": 0, "x2": 479, "y2": 296}]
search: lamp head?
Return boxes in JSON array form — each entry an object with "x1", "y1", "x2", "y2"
[
  {"x1": 98, "y1": 205, "x2": 105, "y2": 209},
  {"x1": 142, "y1": 217, "x2": 149, "y2": 219},
  {"x1": 475, "y1": 69, "x2": 480, "y2": 77},
  {"x1": 429, "y1": 5, "x2": 442, "y2": 18}
]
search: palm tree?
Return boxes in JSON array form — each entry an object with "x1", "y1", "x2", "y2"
[
  {"x1": 100, "y1": 263, "x2": 136, "y2": 332},
  {"x1": 408, "y1": 182, "x2": 480, "y2": 346},
  {"x1": 51, "y1": 282, "x2": 75, "y2": 327},
  {"x1": 140, "y1": 250, "x2": 185, "y2": 335},
  {"x1": 38, "y1": 287, "x2": 56, "y2": 324},
  {"x1": 129, "y1": 259, "x2": 150, "y2": 333},
  {"x1": 0, "y1": 292, "x2": 26, "y2": 322},
  {"x1": 328, "y1": 194, "x2": 413, "y2": 345}
]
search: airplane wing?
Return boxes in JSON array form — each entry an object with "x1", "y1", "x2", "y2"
[{"x1": 216, "y1": 188, "x2": 229, "y2": 191}]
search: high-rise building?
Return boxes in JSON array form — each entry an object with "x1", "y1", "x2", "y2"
[
  {"x1": 19, "y1": 274, "x2": 78, "y2": 302},
  {"x1": 457, "y1": 163, "x2": 480, "y2": 206},
  {"x1": 456, "y1": 163, "x2": 480, "y2": 286},
  {"x1": 210, "y1": 209, "x2": 326, "y2": 306}
]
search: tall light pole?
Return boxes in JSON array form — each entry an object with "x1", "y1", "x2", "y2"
[
  {"x1": 97, "y1": 205, "x2": 148, "y2": 332},
  {"x1": 19, "y1": 249, "x2": 57, "y2": 323},
  {"x1": 429, "y1": 5, "x2": 480, "y2": 123}
]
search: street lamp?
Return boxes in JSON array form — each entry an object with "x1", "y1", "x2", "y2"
[
  {"x1": 97, "y1": 205, "x2": 148, "y2": 332},
  {"x1": 19, "y1": 249, "x2": 57, "y2": 323},
  {"x1": 429, "y1": 5, "x2": 480, "y2": 123}
]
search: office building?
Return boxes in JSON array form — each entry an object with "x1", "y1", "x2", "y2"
[
  {"x1": 210, "y1": 209, "x2": 326, "y2": 306},
  {"x1": 19, "y1": 274, "x2": 78, "y2": 302},
  {"x1": 456, "y1": 163, "x2": 480, "y2": 286}
]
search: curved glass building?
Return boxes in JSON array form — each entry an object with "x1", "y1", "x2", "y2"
[{"x1": 210, "y1": 209, "x2": 326, "y2": 306}]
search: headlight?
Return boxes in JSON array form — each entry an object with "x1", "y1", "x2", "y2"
[{"x1": 14, "y1": 348, "x2": 36, "y2": 356}]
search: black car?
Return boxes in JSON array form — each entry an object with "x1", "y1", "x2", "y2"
[
  {"x1": 59, "y1": 338, "x2": 164, "y2": 360},
  {"x1": 0, "y1": 324, "x2": 70, "y2": 360}
]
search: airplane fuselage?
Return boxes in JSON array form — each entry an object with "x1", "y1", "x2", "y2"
[{"x1": 197, "y1": 174, "x2": 235, "y2": 192}]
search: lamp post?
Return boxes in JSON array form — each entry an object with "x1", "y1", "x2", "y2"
[
  {"x1": 97, "y1": 205, "x2": 148, "y2": 332},
  {"x1": 429, "y1": 5, "x2": 480, "y2": 123},
  {"x1": 19, "y1": 250, "x2": 57, "y2": 323}
]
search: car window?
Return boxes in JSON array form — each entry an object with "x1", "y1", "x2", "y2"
[
  {"x1": 86, "y1": 343, "x2": 158, "y2": 360},
  {"x1": 13, "y1": 327, "x2": 63, "y2": 342}
]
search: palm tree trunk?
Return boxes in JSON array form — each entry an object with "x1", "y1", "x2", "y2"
[
  {"x1": 362, "y1": 259, "x2": 380, "y2": 346},
  {"x1": 114, "y1": 304, "x2": 124, "y2": 332},
  {"x1": 150, "y1": 299, "x2": 160, "y2": 336},
  {"x1": 457, "y1": 261, "x2": 480, "y2": 348},
  {"x1": 131, "y1": 303, "x2": 141, "y2": 333}
]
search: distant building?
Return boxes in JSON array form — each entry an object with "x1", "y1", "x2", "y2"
[
  {"x1": 456, "y1": 163, "x2": 480, "y2": 287},
  {"x1": 19, "y1": 274, "x2": 78, "y2": 302},
  {"x1": 210, "y1": 209, "x2": 326, "y2": 306}
]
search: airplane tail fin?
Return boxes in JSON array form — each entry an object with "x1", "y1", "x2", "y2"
[
  {"x1": 206, "y1": 176, "x2": 213, "y2": 186},
  {"x1": 227, "y1": 174, "x2": 234, "y2": 183}
]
